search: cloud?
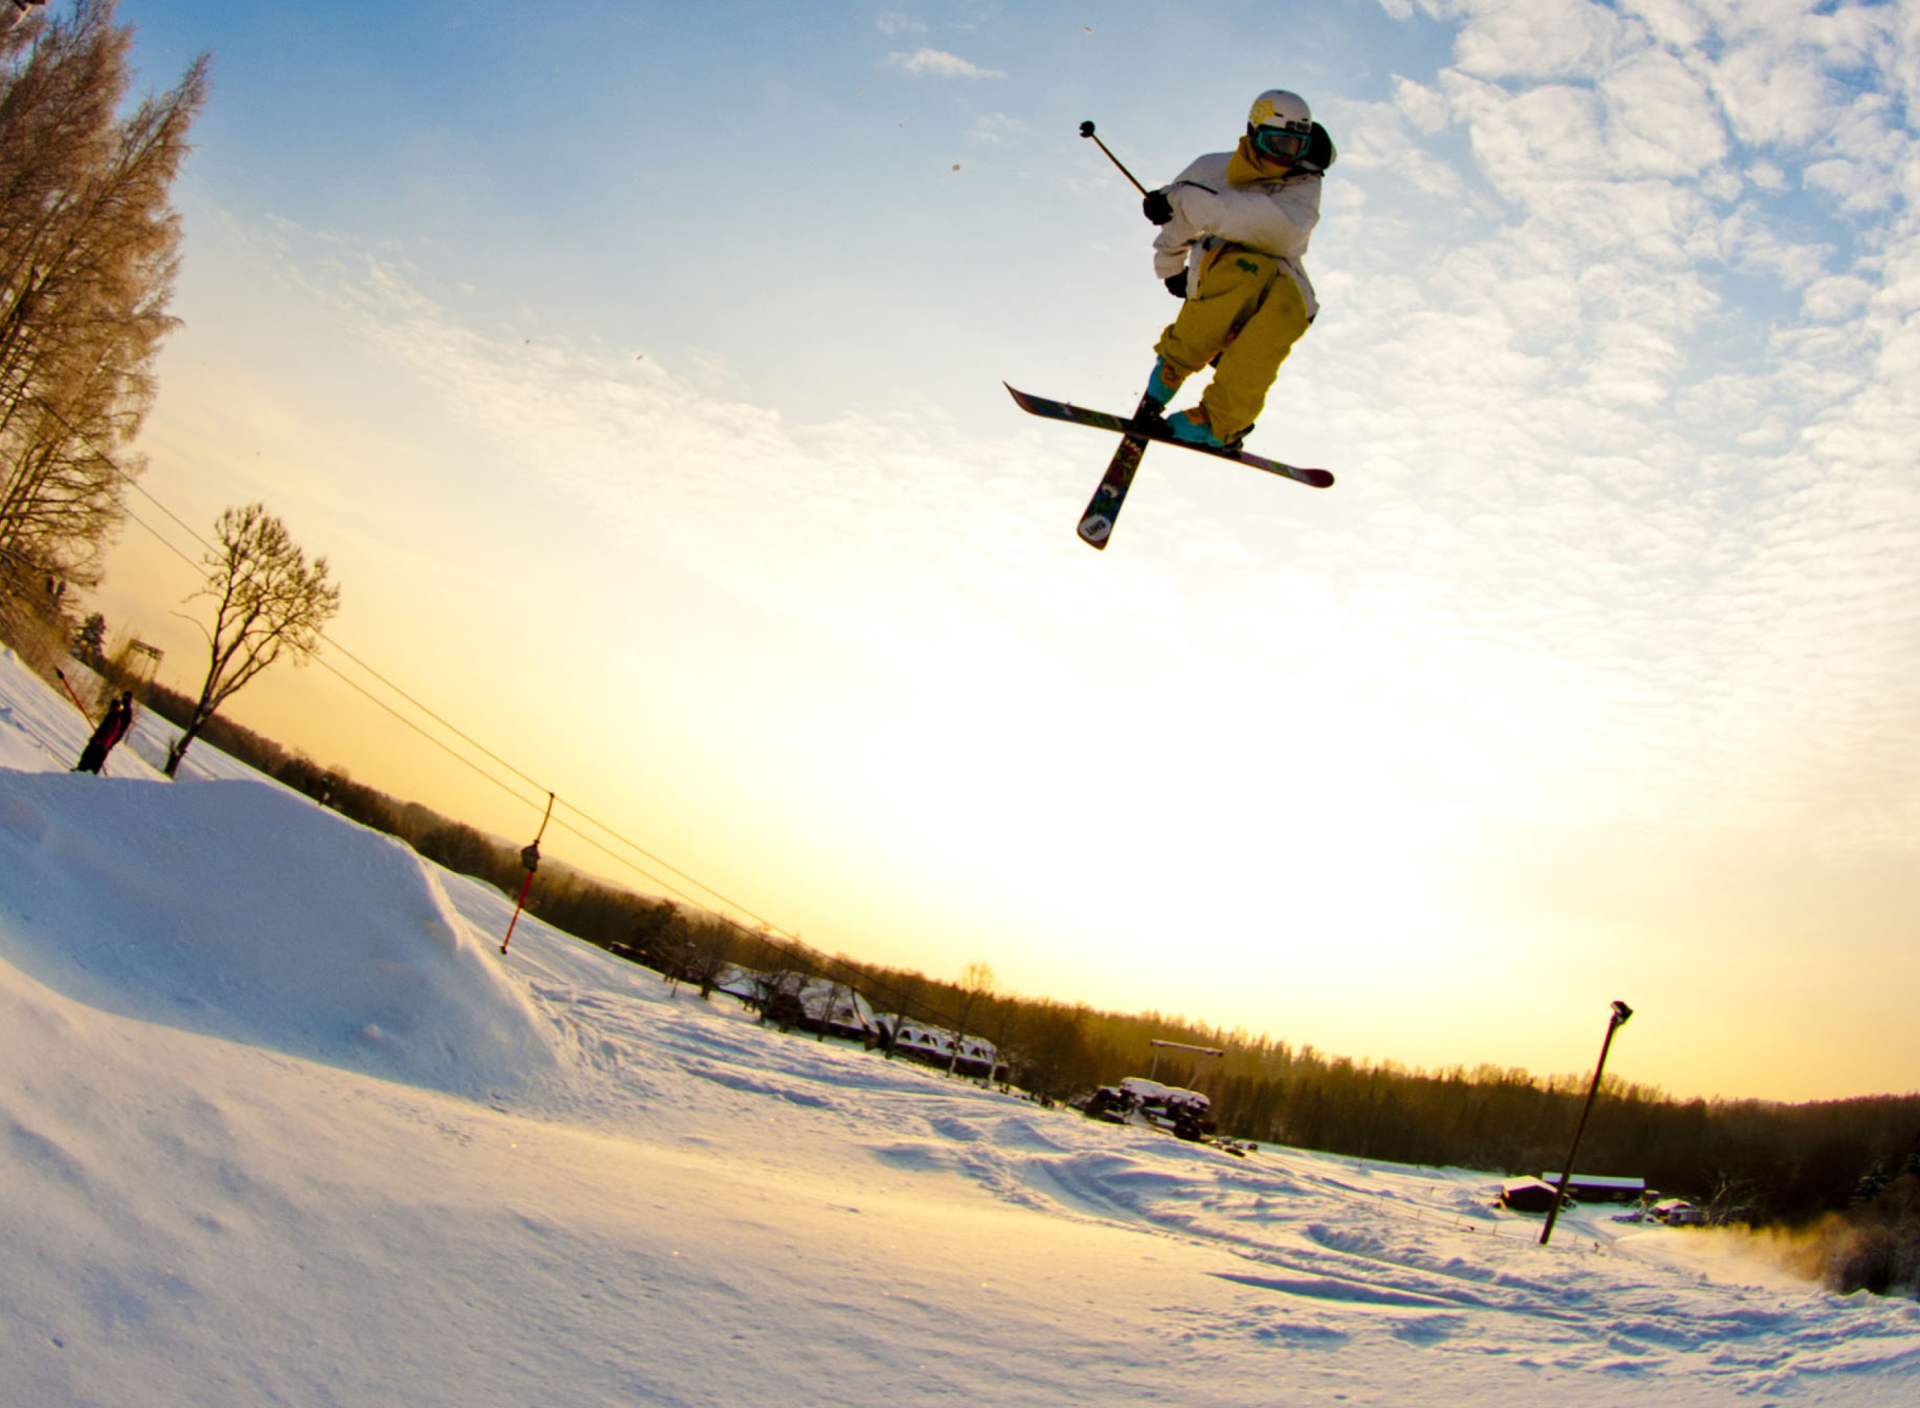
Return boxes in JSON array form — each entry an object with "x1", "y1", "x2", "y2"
[
  {"x1": 1703, "y1": 37, "x2": 1839, "y2": 147},
  {"x1": 1615, "y1": 0, "x2": 1710, "y2": 50},
  {"x1": 874, "y1": 12, "x2": 925, "y2": 34},
  {"x1": 1444, "y1": 74, "x2": 1611, "y2": 187},
  {"x1": 1392, "y1": 74, "x2": 1451, "y2": 135},
  {"x1": 968, "y1": 111, "x2": 1025, "y2": 144},
  {"x1": 1449, "y1": 0, "x2": 1622, "y2": 79},
  {"x1": 1326, "y1": 0, "x2": 1920, "y2": 868},
  {"x1": 1723, "y1": 206, "x2": 1833, "y2": 287},
  {"x1": 1599, "y1": 47, "x2": 1727, "y2": 177},
  {"x1": 1327, "y1": 90, "x2": 1472, "y2": 200},
  {"x1": 884, "y1": 47, "x2": 1003, "y2": 79},
  {"x1": 1801, "y1": 273, "x2": 1873, "y2": 322}
]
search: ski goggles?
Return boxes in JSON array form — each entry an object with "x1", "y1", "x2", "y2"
[{"x1": 1249, "y1": 123, "x2": 1312, "y2": 164}]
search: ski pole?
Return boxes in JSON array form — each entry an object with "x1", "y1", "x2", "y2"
[{"x1": 1079, "y1": 120, "x2": 1148, "y2": 196}]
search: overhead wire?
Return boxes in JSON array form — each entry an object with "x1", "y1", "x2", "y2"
[
  {"x1": 28, "y1": 390, "x2": 949, "y2": 1018},
  {"x1": 31, "y1": 391, "x2": 802, "y2": 910}
]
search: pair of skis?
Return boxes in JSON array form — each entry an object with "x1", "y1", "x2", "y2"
[{"x1": 1004, "y1": 384, "x2": 1333, "y2": 548}]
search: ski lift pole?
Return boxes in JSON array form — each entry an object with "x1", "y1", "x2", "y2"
[
  {"x1": 1079, "y1": 120, "x2": 1149, "y2": 197},
  {"x1": 499, "y1": 791, "x2": 555, "y2": 956},
  {"x1": 1540, "y1": 1001, "x2": 1634, "y2": 1246}
]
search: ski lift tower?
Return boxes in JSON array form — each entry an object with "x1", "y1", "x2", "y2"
[
  {"x1": 124, "y1": 640, "x2": 163, "y2": 685},
  {"x1": 1147, "y1": 1038, "x2": 1225, "y2": 1084}
]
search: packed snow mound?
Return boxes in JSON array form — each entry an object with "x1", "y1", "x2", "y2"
[{"x1": 0, "y1": 770, "x2": 555, "y2": 1095}]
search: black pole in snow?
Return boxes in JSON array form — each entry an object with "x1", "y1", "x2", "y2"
[{"x1": 1540, "y1": 1000, "x2": 1634, "y2": 1246}]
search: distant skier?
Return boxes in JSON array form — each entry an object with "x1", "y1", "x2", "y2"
[
  {"x1": 74, "y1": 690, "x2": 134, "y2": 774},
  {"x1": 1137, "y1": 89, "x2": 1334, "y2": 451}
]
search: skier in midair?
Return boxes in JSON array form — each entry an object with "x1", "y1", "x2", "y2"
[{"x1": 1138, "y1": 89, "x2": 1333, "y2": 451}]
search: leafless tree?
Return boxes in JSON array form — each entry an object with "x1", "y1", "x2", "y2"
[
  {"x1": 747, "y1": 962, "x2": 805, "y2": 1028},
  {"x1": 675, "y1": 913, "x2": 742, "y2": 1000},
  {"x1": 947, "y1": 960, "x2": 998, "y2": 1077},
  {"x1": 1004, "y1": 1003, "x2": 1094, "y2": 1106},
  {"x1": 164, "y1": 503, "x2": 339, "y2": 777}
]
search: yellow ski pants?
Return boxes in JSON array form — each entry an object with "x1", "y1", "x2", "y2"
[{"x1": 1153, "y1": 247, "x2": 1310, "y2": 444}]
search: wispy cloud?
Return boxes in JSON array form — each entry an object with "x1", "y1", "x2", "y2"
[
  {"x1": 968, "y1": 111, "x2": 1025, "y2": 143},
  {"x1": 1391, "y1": 74, "x2": 1450, "y2": 135},
  {"x1": 874, "y1": 12, "x2": 925, "y2": 35},
  {"x1": 1330, "y1": 0, "x2": 1920, "y2": 866},
  {"x1": 884, "y1": 47, "x2": 1003, "y2": 79}
]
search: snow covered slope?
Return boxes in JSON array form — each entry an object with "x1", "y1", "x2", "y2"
[
  {"x1": 0, "y1": 769, "x2": 554, "y2": 1096},
  {"x1": 1, "y1": 648, "x2": 1916, "y2": 1406}
]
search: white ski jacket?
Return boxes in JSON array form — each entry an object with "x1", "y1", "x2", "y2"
[{"x1": 1152, "y1": 150, "x2": 1321, "y2": 319}]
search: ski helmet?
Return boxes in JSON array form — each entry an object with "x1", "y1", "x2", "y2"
[{"x1": 1247, "y1": 89, "x2": 1313, "y2": 165}]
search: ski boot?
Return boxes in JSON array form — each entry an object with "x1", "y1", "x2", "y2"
[
  {"x1": 1165, "y1": 406, "x2": 1248, "y2": 451},
  {"x1": 1145, "y1": 357, "x2": 1184, "y2": 410},
  {"x1": 1130, "y1": 358, "x2": 1184, "y2": 430}
]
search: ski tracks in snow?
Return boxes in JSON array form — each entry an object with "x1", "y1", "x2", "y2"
[{"x1": 446, "y1": 871, "x2": 1920, "y2": 1397}]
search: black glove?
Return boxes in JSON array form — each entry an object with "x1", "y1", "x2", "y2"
[
  {"x1": 1301, "y1": 121, "x2": 1336, "y2": 174},
  {"x1": 1164, "y1": 271, "x2": 1188, "y2": 298},
  {"x1": 1142, "y1": 189, "x2": 1174, "y2": 225}
]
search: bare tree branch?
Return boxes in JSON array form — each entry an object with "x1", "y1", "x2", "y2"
[{"x1": 164, "y1": 502, "x2": 340, "y2": 777}]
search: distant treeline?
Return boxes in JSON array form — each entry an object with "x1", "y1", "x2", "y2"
[{"x1": 108, "y1": 671, "x2": 1920, "y2": 1282}]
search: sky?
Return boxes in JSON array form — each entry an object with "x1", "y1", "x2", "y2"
[{"x1": 63, "y1": 0, "x2": 1920, "y2": 1102}]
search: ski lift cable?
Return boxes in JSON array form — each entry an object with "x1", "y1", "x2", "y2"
[
  {"x1": 114, "y1": 503, "x2": 563, "y2": 823},
  {"x1": 316, "y1": 629, "x2": 766, "y2": 918},
  {"x1": 314, "y1": 634, "x2": 792, "y2": 929},
  {"x1": 41, "y1": 394, "x2": 858, "y2": 982},
  {"x1": 83, "y1": 422, "x2": 814, "y2": 944},
  {"x1": 117, "y1": 494, "x2": 562, "y2": 820},
  {"x1": 106, "y1": 435, "x2": 693, "y2": 869}
]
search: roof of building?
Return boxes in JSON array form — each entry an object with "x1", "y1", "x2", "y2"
[{"x1": 1542, "y1": 1173, "x2": 1646, "y2": 1190}]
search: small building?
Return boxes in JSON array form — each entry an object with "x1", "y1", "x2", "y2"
[
  {"x1": 1501, "y1": 1177, "x2": 1561, "y2": 1214},
  {"x1": 787, "y1": 976, "x2": 877, "y2": 1041},
  {"x1": 1541, "y1": 1173, "x2": 1647, "y2": 1203},
  {"x1": 872, "y1": 1015, "x2": 1006, "y2": 1081},
  {"x1": 710, "y1": 967, "x2": 878, "y2": 1041}
]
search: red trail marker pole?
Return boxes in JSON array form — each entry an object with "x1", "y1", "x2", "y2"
[{"x1": 499, "y1": 792, "x2": 555, "y2": 956}]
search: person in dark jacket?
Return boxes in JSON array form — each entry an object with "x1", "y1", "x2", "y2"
[{"x1": 74, "y1": 690, "x2": 134, "y2": 774}]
